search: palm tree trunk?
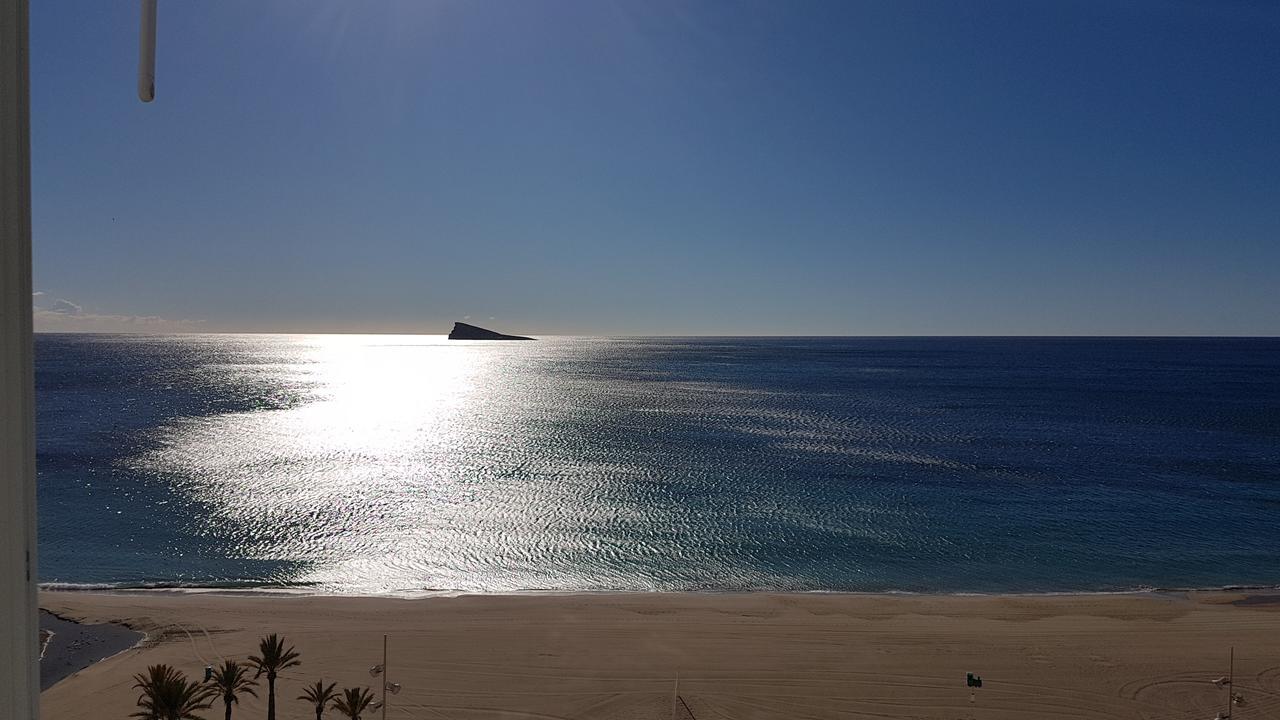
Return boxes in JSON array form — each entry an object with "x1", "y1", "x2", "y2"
[
  {"x1": 315, "y1": 706, "x2": 323, "y2": 720},
  {"x1": 267, "y1": 675, "x2": 276, "y2": 720},
  {"x1": 224, "y1": 697, "x2": 232, "y2": 720}
]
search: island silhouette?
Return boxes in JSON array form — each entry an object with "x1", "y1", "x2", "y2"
[{"x1": 447, "y1": 322, "x2": 534, "y2": 340}]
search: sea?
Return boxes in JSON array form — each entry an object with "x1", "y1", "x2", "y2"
[{"x1": 34, "y1": 334, "x2": 1280, "y2": 595}]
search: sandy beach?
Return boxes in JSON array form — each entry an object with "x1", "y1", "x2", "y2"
[{"x1": 39, "y1": 590, "x2": 1280, "y2": 719}]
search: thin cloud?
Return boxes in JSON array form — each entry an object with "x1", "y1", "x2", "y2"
[
  {"x1": 32, "y1": 296, "x2": 202, "y2": 333},
  {"x1": 47, "y1": 298, "x2": 83, "y2": 315}
]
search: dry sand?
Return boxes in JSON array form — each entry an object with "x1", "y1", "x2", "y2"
[{"x1": 39, "y1": 590, "x2": 1280, "y2": 720}]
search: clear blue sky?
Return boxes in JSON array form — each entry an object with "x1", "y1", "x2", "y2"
[{"x1": 29, "y1": 1, "x2": 1280, "y2": 335}]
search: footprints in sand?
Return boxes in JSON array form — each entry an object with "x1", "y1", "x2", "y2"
[{"x1": 1119, "y1": 668, "x2": 1280, "y2": 719}]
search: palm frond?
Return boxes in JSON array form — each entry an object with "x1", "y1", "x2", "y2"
[
  {"x1": 132, "y1": 664, "x2": 216, "y2": 720},
  {"x1": 248, "y1": 633, "x2": 303, "y2": 676},
  {"x1": 299, "y1": 679, "x2": 339, "y2": 704},
  {"x1": 208, "y1": 659, "x2": 259, "y2": 703},
  {"x1": 330, "y1": 686, "x2": 376, "y2": 719}
]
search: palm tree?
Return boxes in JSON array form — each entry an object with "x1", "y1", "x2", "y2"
[
  {"x1": 133, "y1": 664, "x2": 181, "y2": 720},
  {"x1": 298, "y1": 680, "x2": 339, "y2": 720},
  {"x1": 132, "y1": 664, "x2": 217, "y2": 720},
  {"x1": 207, "y1": 660, "x2": 258, "y2": 720},
  {"x1": 248, "y1": 634, "x2": 301, "y2": 720},
  {"x1": 330, "y1": 687, "x2": 376, "y2": 720}
]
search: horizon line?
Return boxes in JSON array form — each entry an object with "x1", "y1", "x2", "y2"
[{"x1": 30, "y1": 330, "x2": 1280, "y2": 339}]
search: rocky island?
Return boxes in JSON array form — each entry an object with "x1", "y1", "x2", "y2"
[{"x1": 447, "y1": 322, "x2": 534, "y2": 340}]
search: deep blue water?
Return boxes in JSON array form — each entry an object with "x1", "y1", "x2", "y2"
[{"x1": 35, "y1": 334, "x2": 1280, "y2": 594}]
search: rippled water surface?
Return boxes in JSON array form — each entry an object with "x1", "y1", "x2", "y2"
[{"x1": 36, "y1": 335, "x2": 1280, "y2": 593}]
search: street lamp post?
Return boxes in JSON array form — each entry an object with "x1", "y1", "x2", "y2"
[
  {"x1": 369, "y1": 634, "x2": 403, "y2": 720},
  {"x1": 1211, "y1": 647, "x2": 1240, "y2": 720}
]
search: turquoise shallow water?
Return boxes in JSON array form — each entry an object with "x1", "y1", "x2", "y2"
[{"x1": 35, "y1": 334, "x2": 1280, "y2": 594}]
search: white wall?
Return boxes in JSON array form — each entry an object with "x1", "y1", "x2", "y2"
[{"x1": 0, "y1": 0, "x2": 39, "y2": 717}]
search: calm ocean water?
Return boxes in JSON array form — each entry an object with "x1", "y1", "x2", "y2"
[{"x1": 35, "y1": 334, "x2": 1280, "y2": 594}]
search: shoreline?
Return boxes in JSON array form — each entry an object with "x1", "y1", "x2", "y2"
[
  {"x1": 40, "y1": 588, "x2": 1280, "y2": 719},
  {"x1": 37, "y1": 581, "x2": 1280, "y2": 599}
]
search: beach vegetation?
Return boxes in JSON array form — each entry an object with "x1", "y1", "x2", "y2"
[
  {"x1": 330, "y1": 687, "x2": 376, "y2": 720},
  {"x1": 131, "y1": 663, "x2": 217, "y2": 720},
  {"x1": 298, "y1": 680, "x2": 339, "y2": 720},
  {"x1": 207, "y1": 660, "x2": 259, "y2": 720},
  {"x1": 248, "y1": 634, "x2": 301, "y2": 720}
]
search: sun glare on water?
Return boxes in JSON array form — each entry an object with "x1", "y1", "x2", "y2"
[{"x1": 132, "y1": 334, "x2": 562, "y2": 593}]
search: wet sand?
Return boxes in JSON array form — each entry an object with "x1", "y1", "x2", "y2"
[{"x1": 39, "y1": 609, "x2": 143, "y2": 690}]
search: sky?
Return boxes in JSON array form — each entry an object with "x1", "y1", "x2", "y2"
[{"x1": 29, "y1": 1, "x2": 1280, "y2": 335}]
